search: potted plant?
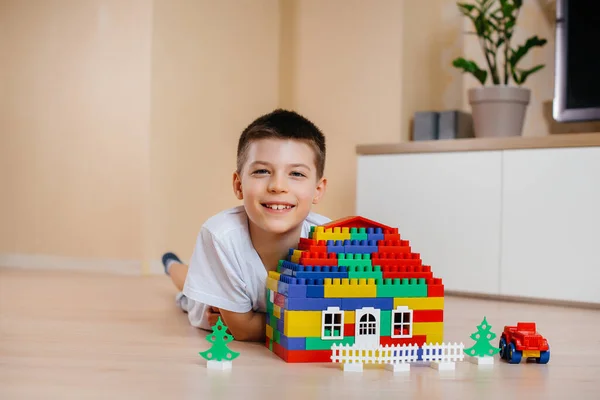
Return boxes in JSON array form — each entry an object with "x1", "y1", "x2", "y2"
[{"x1": 452, "y1": 0, "x2": 547, "y2": 138}]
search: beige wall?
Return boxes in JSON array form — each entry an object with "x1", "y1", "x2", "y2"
[
  {"x1": 0, "y1": 0, "x2": 152, "y2": 261},
  {"x1": 1, "y1": 0, "x2": 583, "y2": 272},
  {"x1": 147, "y1": 0, "x2": 280, "y2": 271}
]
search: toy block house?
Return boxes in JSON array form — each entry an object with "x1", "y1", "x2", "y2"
[{"x1": 265, "y1": 216, "x2": 445, "y2": 363}]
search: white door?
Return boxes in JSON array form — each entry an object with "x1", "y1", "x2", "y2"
[{"x1": 354, "y1": 307, "x2": 380, "y2": 347}]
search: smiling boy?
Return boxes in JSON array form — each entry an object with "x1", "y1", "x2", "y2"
[{"x1": 162, "y1": 109, "x2": 330, "y2": 342}]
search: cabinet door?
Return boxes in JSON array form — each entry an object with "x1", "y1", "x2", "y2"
[
  {"x1": 356, "y1": 151, "x2": 503, "y2": 294},
  {"x1": 501, "y1": 147, "x2": 600, "y2": 303}
]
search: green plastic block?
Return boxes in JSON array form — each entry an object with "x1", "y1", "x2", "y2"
[
  {"x1": 337, "y1": 253, "x2": 372, "y2": 268},
  {"x1": 306, "y1": 336, "x2": 355, "y2": 350},
  {"x1": 347, "y1": 265, "x2": 382, "y2": 280},
  {"x1": 274, "y1": 329, "x2": 281, "y2": 344},
  {"x1": 266, "y1": 290, "x2": 274, "y2": 314},
  {"x1": 380, "y1": 310, "x2": 391, "y2": 337},
  {"x1": 269, "y1": 315, "x2": 278, "y2": 331},
  {"x1": 376, "y1": 278, "x2": 428, "y2": 298},
  {"x1": 269, "y1": 339, "x2": 273, "y2": 352},
  {"x1": 350, "y1": 227, "x2": 368, "y2": 241}
]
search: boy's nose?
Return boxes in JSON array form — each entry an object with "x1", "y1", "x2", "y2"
[{"x1": 268, "y1": 175, "x2": 288, "y2": 193}]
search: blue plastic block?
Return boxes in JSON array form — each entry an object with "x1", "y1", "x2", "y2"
[
  {"x1": 340, "y1": 297, "x2": 394, "y2": 311},
  {"x1": 285, "y1": 296, "x2": 342, "y2": 311},
  {"x1": 344, "y1": 240, "x2": 379, "y2": 254},
  {"x1": 294, "y1": 265, "x2": 349, "y2": 280},
  {"x1": 278, "y1": 276, "x2": 307, "y2": 298},
  {"x1": 367, "y1": 228, "x2": 383, "y2": 235},
  {"x1": 366, "y1": 233, "x2": 384, "y2": 241},
  {"x1": 266, "y1": 313, "x2": 271, "y2": 325},
  {"x1": 306, "y1": 281, "x2": 325, "y2": 298},
  {"x1": 277, "y1": 317, "x2": 284, "y2": 333},
  {"x1": 280, "y1": 334, "x2": 306, "y2": 350},
  {"x1": 326, "y1": 240, "x2": 345, "y2": 253}
]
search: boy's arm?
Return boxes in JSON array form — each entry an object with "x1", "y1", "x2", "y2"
[{"x1": 218, "y1": 308, "x2": 266, "y2": 342}]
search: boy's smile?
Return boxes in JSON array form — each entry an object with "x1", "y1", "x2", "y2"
[{"x1": 232, "y1": 138, "x2": 326, "y2": 237}]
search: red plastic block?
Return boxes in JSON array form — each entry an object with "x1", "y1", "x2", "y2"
[
  {"x1": 381, "y1": 265, "x2": 433, "y2": 280},
  {"x1": 299, "y1": 252, "x2": 338, "y2": 266},
  {"x1": 427, "y1": 278, "x2": 444, "y2": 297},
  {"x1": 274, "y1": 292, "x2": 286, "y2": 308},
  {"x1": 371, "y1": 253, "x2": 422, "y2": 268},
  {"x1": 298, "y1": 238, "x2": 328, "y2": 252},
  {"x1": 379, "y1": 335, "x2": 427, "y2": 347},
  {"x1": 413, "y1": 309, "x2": 444, "y2": 323},
  {"x1": 382, "y1": 228, "x2": 399, "y2": 235},
  {"x1": 377, "y1": 240, "x2": 411, "y2": 254},
  {"x1": 285, "y1": 349, "x2": 333, "y2": 363},
  {"x1": 383, "y1": 233, "x2": 401, "y2": 241},
  {"x1": 343, "y1": 323, "x2": 354, "y2": 337}
]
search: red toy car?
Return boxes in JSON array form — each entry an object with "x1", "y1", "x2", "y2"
[{"x1": 499, "y1": 322, "x2": 550, "y2": 364}]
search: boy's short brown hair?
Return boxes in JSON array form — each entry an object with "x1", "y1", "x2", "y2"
[{"x1": 236, "y1": 109, "x2": 326, "y2": 179}]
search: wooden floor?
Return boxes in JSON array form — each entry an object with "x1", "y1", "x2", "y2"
[{"x1": 1, "y1": 268, "x2": 599, "y2": 399}]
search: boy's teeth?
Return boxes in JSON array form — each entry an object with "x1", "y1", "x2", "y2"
[{"x1": 266, "y1": 204, "x2": 291, "y2": 210}]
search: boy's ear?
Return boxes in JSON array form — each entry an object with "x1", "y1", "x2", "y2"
[
  {"x1": 232, "y1": 171, "x2": 243, "y2": 200},
  {"x1": 312, "y1": 177, "x2": 327, "y2": 204}
]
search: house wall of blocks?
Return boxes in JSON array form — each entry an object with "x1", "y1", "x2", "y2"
[{"x1": 264, "y1": 218, "x2": 445, "y2": 363}]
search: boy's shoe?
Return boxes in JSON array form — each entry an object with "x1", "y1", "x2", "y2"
[{"x1": 161, "y1": 252, "x2": 182, "y2": 275}]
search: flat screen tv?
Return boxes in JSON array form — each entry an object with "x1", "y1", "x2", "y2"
[{"x1": 553, "y1": 0, "x2": 600, "y2": 122}]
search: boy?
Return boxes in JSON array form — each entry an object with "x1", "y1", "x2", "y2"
[{"x1": 162, "y1": 109, "x2": 330, "y2": 342}]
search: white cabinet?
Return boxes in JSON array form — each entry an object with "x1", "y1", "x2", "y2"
[
  {"x1": 501, "y1": 147, "x2": 600, "y2": 303},
  {"x1": 356, "y1": 146, "x2": 600, "y2": 304},
  {"x1": 356, "y1": 151, "x2": 503, "y2": 295}
]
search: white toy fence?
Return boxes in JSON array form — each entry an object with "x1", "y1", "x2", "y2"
[
  {"x1": 330, "y1": 343, "x2": 419, "y2": 365},
  {"x1": 331, "y1": 342, "x2": 464, "y2": 371},
  {"x1": 421, "y1": 342, "x2": 465, "y2": 363}
]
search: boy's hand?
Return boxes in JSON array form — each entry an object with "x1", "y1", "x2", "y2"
[
  {"x1": 206, "y1": 306, "x2": 222, "y2": 327},
  {"x1": 218, "y1": 308, "x2": 266, "y2": 342}
]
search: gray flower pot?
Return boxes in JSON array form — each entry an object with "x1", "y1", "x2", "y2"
[{"x1": 468, "y1": 86, "x2": 531, "y2": 138}]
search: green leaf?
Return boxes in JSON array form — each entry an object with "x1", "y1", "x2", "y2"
[
  {"x1": 509, "y1": 35, "x2": 548, "y2": 67},
  {"x1": 512, "y1": 64, "x2": 545, "y2": 85},
  {"x1": 457, "y1": 3, "x2": 475, "y2": 13},
  {"x1": 452, "y1": 57, "x2": 488, "y2": 85}
]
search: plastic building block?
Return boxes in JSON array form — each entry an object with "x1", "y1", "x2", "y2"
[
  {"x1": 463, "y1": 316, "x2": 500, "y2": 365},
  {"x1": 499, "y1": 322, "x2": 550, "y2": 364},
  {"x1": 265, "y1": 216, "x2": 445, "y2": 363},
  {"x1": 199, "y1": 317, "x2": 240, "y2": 369}
]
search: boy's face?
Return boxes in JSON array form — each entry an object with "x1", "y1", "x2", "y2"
[{"x1": 233, "y1": 138, "x2": 327, "y2": 236}]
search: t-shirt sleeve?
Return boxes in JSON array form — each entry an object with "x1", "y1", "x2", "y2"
[{"x1": 182, "y1": 227, "x2": 252, "y2": 313}]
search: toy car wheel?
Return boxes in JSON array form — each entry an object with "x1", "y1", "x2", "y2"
[
  {"x1": 537, "y1": 350, "x2": 550, "y2": 364},
  {"x1": 508, "y1": 342, "x2": 522, "y2": 364},
  {"x1": 499, "y1": 338, "x2": 507, "y2": 360}
]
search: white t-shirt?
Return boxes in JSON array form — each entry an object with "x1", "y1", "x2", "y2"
[{"x1": 180, "y1": 205, "x2": 330, "y2": 330}]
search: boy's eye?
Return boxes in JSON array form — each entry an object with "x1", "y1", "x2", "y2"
[
  {"x1": 252, "y1": 169, "x2": 269, "y2": 175},
  {"x1": 291, "y1": 171, "x2": 306, "y2": 177}
]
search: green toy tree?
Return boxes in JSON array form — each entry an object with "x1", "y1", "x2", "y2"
[
  {"x1": 464, "y1": 316, "x2": 500, "y2": 357},
  {"x1": 199, "y1": 317, "x2": 240, "y2": 362}
]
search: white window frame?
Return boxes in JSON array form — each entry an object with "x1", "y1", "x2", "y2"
[
  {"x1": 321, "y1": 306, "x2": 344, "y2": 340},
  {"x1": 391, "y1": 306, "x2": 413, "y2": 338}
]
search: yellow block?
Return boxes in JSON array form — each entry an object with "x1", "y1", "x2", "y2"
[
  {"x1": 324, "y1": 278, "x2": 377, "y2": 298},
  {"x1": 266, "y1": 324, "x2": 273, "y2": 340},
  {"x1": 291, "y1": 250, "x2": 304, "y2": 264},
  {"x1": 423, "y1": 332, "x2": 443, "y2": 344},
  {"x1": 273, "y1": 304, "x2": 281, "y2": 319},
  {"x1": 394, "y1": 297, "x2": 444, "y2": 310},
  {"x1": 413, "y1": 322, "x2": 443, "y2": 337},
  {"x1": 284, "y1": 310, "x2": 322, "y2": 337},
  {"x1": 266, "y1": 276, "x2": 279, "y2": 293},
  {"x1": 344, "y1": 310, "x2": 355, "y2": 324},
  {"x1": 312, "y1": 226, "x2": 351, "y2": 242}
]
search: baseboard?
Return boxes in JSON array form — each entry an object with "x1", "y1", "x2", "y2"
[
  {"x1": 0, "y1": 253, "x2": 144, "y2": 275},
  {"x1": 445, "y1": 290, "x2": 600, "y2": 310}
]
